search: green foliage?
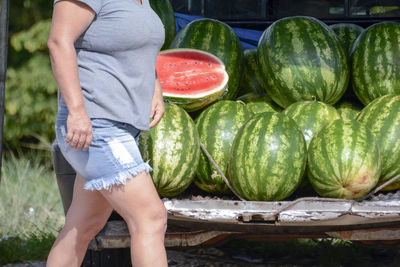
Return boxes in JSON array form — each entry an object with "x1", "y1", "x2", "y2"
[
  {"x1": 11, "y1": 19, "x2": 51, "y2": 53},
  {"x1": 8, "y1": 0, "x2": 53, "y2": 68},
  {"x1": 0, "y1": 235, "x2": 55, "y2": 265},
  {"x1": 6, "y1": 19, "x2": 56, "y2": 150},
  {"x1": 9, "y1": 0, "x2": 53, "y2": 34}
]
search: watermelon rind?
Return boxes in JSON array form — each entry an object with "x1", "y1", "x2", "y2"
[
  {"x1": 351, "y1": 22, "x2": 400, "y2": 105},
  {"x1": 171, "y1": 18, "x2": 243, "y2": 100},
  {"x1": 139, "y1": 103, "x2": 200, "y2": 197},
  {"x1": 307, "y1": 119, "x2": 381, "y2": 199},
  {"x1": 283, "y1": 100, "x2": 341, "y2": 148},
  {"x1": 330, "y1": 23, "x2": 364, "y2": 103},
  {"x1": 335, "y1": 101, "x2": 362, "y2": 121},
  {"x1": 157, "y1": 48, "x2": 229, "y2": 112},
  {"x1": 228, "y1": 112, "x2": 307, "y2": 201},
  {"x1": 237, "y1": 92, "x2": 282, "y2": 114},
  {"x1": 257, "y1": 16, "x2": 349, "y2": 108},
  {"x1": 330, "y1": 23, "x2": 364, "y2": 57},
  {"x1": 357, "y1": 95, "x2": 400, "y2": 191},
  {"x1": 246, "y1": 102, "x2": 279, "y2": 115},
  {"x1": 237, "y1": 49, "x2": 266, "y2": 96},
  {"x1": 195, "y1": 100, "x2": 251, "y2": 194},
  {"x1": 283, "y1": 100, "x2": 340, "y2": 194}
]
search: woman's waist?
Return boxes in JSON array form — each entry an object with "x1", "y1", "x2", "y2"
[{"x1": 56, "y1": 106, "x2": 142, "y2": 136}]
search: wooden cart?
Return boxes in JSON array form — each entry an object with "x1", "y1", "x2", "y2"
[{"x1": 53, "y1": 143, "x2": 400, "y2": 266}]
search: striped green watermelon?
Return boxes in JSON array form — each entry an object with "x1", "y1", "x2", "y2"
[
  {"x1": 283, "y1": 101, "x2": 340, "y2": 193},
  {"x1": 307, "y1": 120, "x2": 381, "y2": 199},
  {"x1": 351, "y1": 22, "x2": 400, "y2": 105},
  {"x1": 171, "y1": 19, "x2": 243, "y2": 100},
  {"x1": 237, "y1": 93, "x2": 282, "y2": 114},
  {"x1": 330, "y1": 23, "x2": 364, "y2": 57},
  {"x1": 236, "y1": 92, "x2": 274, "y2": 103},
  {"x1": 149, "y1": 0, "x2": 176, "y2": 50},
  {"x1": 246, "y1": 102, "x2": 277, "y2": 115},
  {"x1": 237, "y1": 49, "x2": 265, "y2": 96},
  {"x1": 330, "y1": 23, "x2": 364, "y2": 103},
  {"x1": 357, "y1": 95, "x2": 400, "y2": 191},
  {"x1": 283, "y1": 101, "x2": 340, "y2": 148},
  {"x1": 195, "y1": 100, "x2": 250, "y2": 194},
  {"x1": 228, "y1": 113, "x2": 307, "y2": 201},
  {"x1": 335, "y1": 101, "x2": 362, "y2": 121},
  {"x1": 139, "y1": 103, "x2": 200, "y2": 197},
  {"x1": 257, "y1": 16, "x2": 349, "y2": 108},
  {"x1": 156, "y1": 49, "x2": 229, "y2": 112}
]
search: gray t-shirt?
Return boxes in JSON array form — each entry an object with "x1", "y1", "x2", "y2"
[{"x1": 54, "y1": 0, "x2": 165, "y2": 130}]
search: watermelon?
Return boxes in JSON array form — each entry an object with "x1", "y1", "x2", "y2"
[
  {"x1": 156, "y1": 48, "x2": 229, "y2": 112},
  {"x1": 351, "y1": 22, "x2": 400, "y2": 105},
  {"x1": 195, "y1": 100, "x2": 250, "y2": 194},
  {"x1": 257, "y1": 16, "x2": 349, "y2": 108},
  {"x1": 139, "y1": 103, "x2": 200, "y2": 197},
  {"x1": 237, "y1": 49, "x2": 266, "y2": 96},
  {"x1": 237, "y1": 93, "x2": 282, "y2": 114},
  {"x1": 228, "y1": 113, "x2": 307, "y2": 201},
  {"x1": 330, "y1": 23, "x2": 364, "y2": 57},
  {"x1": 149, "y1": 0, "x2": 176, "y2": 50},
  {"x1": 357, "y1": 95, "x2": 400, "y2": 191},
  {"x1": 307, "y1": 120, "x2": 381, "y2": 199},
  {"x1": 246, "y1": 102, "x2": 277, "y2": 115},
  {"x1": 171, "y1": 18, "x2": 243, "y2": 100},
  {"x1": 283, "y1": 101, "x2": 340, "y2": 148},
  {"x1": 329, "y1": 23, "x2": 364, "y2": 103},
  {"x1": 283, "y1": 101, "x2": 340, "y2": 194},
  {"x1": 236, "y1": 92, "x2": 273, "y2": 103},
  {"x1": 335, "y1": 101, "x2": 362, "y2": 121}
]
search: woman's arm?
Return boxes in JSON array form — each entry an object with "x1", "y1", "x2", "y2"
[
  {"x1": 48, "y1": 0, "x2": 96, "y2": 151},
  {"x1": 149, "y1": 74, "x2": 165, "y2": 129}
]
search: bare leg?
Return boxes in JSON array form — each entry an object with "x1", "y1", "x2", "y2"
[
  {"x1": 100, "y1": 172, "x2": 168, "y2": 267},
  {"x1": 47, "y1": 174, "x2": 113, "y2": 267}
]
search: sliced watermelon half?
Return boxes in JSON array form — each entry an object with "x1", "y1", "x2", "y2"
[{"x1": 156, "y1": 48, "x2": 229, "y2": 112}]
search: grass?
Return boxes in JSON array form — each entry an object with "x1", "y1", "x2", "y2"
[{"x1": 0, "y1": 152, "x2": 64, "y2": 265}]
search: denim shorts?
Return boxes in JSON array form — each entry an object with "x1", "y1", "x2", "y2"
[{"x1": 55, "y1": 107, "x2": 152, "y2": 191}]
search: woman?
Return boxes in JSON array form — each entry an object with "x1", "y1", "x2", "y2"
[{"x1": 46, "y1": 0, "x2": 168, "y2": 266}]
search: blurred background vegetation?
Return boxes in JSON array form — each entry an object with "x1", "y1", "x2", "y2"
[{"x1": 5, "y1": 0, "x2": 55, "y2": 152}]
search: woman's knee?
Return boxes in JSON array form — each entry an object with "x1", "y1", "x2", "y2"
[
  {"x1": 125, "y1": 202, "x2": 168, "y2": 235},
  {"x1": 64, "y1": 214, "x2": 108, "y2": 244}
]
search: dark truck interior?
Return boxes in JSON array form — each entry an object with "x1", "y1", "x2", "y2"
[{"x1": 170, "y1": 0, "x2": 400, "y2": 29}]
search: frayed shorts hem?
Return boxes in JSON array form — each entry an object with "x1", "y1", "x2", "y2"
[{"x1": 83, "y1": 161, "x2": 153, "y2": 191}]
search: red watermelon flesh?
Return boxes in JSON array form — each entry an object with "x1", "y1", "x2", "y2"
[{"x1": 156, "y1": 49, "x2": 229, "y2": 112}]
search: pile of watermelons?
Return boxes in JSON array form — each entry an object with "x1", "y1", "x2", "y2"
[{"x1": 144, "y1": 0, "x2": 400, "y2": 201}]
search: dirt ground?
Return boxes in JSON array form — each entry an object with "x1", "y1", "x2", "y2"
[{"x1": 3, "y1": 244, "x2": 400, "y2": 267}]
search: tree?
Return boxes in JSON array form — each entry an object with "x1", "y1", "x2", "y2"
[{"x1": 5, "y1": 1, "x2": 55, "y2": 150}]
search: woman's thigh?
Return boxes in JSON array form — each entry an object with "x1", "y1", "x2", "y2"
[
  {"x1": 64, "y1": 174, "x2": 113, "y2": 232},
  {"x1": 98, "y1": 171, "x2": 166, "y2": 232}
]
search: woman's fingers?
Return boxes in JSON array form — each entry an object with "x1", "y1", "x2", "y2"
[
  {"x1": 65, "y1": 129, "x2": 74, "y2": 144},
  {"x1": 76, "y1": 131, "x2": 87, "y2": 150},
  {"x1": 149, "y1": 108, "x2": 164, "y2": 129},
  {"x1": 66, "y1": 111, "x2": 92, "y2": 150},
  {"x1": 67, "y1": 131, "x2": 79, "y2": 149},
  {"x1": 66, "y1": 129, "x2": 91, "y2": 150},
  {"x1": 82, "y1": 132, "x2": 92, "y2": 151}
]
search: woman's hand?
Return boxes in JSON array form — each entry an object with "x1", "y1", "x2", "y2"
[
  {"x1": 66, "y1": 107, "x2": 93, "y2": 151},
  {"x1": 149, "y1": 77, "x2": 165, "y2": 129}
]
